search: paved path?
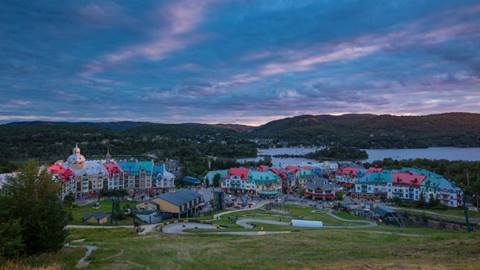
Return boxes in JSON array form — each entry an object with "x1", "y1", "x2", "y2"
[
  {"x1": 213, "y1": 200, "x2": 270, "y2": 220},
  {"x1": 323, "y1": 211, "x2": 378, "y2": 228},
  {"x1": 162, "y1": 222, "x2": 218, "y2": 234},
  {"x1": 236, "y1": 218, "x2": 290, "y2": 229}
]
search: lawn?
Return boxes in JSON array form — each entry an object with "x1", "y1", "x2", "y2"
[
  {"x1": 52, "y1": 226, "x2": 480, "y2": 269},
  {"x1": 67, "y1": 200, "x2": 139, "y2": 226},
  {"x1": 13, "y1": 203, "x2": 480, "y2": 270}
]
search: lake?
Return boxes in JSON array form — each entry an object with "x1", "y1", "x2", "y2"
[{"x1": 238, "y1": 147, "x2": 480, "y2": 166}]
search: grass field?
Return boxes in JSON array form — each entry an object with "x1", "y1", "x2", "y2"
[
  {"x1": 67, "y1": 200, "x2": 138, "y2": 226},
  {"x1": 11, "y1": 204, "x2": 480, "y2": 269},
  {"x1": 27, "y1": 226, "x2": 479, "y2": 270}
]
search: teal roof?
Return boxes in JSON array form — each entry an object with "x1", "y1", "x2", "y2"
[
  {"x1": 205, "y1": 170, "x2": 228, "y2": 179},
  {"x1": 401, "y1": 167, "x2": 459, "y2": 191},
  {"x1": 247, "y1": 171, "x2": 279, "y2": 183},
  {"x1": 118, "y1": 161, "x2": 154, "y2": 175},
  {"x1": 358, "y1": 170, "x2": 392, "y2": 184},
  {"x1": 299, "y1": 168, "x2": 313, "y2": 177},
  {"x1": 258, "y1": 191, "x2": 279, "y2": 195}
]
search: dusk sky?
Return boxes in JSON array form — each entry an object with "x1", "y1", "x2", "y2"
[{"x1": 1, "y1": 0, "x2": 479, "y2": 126}]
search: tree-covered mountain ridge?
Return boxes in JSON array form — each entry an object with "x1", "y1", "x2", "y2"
[{"x1": 4, "y1": 112, "x2": 480, "y2": 148}]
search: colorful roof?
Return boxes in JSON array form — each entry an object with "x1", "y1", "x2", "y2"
[
  {"x1": 358, "y1": 170, "x2": 392, "y2": 184},
  {"x1": 103, "y1": 162, "x2": 123, "y2": 177},
  {"x1": 368, "y1": 167, "x2": 382, "y2": 173},
  {"x1": 227, "y1": 167, "x2": 249, "y2": 180},
  {"x1": 47, "y1": 163, "x2": 73, "y2": 182},
  {"x1": 337, "y1": 167, "x2": 359, "y2": 176},
  {"x1": 270, "y1": 168, "x2": 287, "y2": 179},
  {"x1": 285, "y1": 166, "x2": 300, "y2": 173},
  {"x1": 117, "y1": 161, "x2": 154, "y2": 175},
  {"x1": 247, "y1": 170, "x2": 279, "y2": 183},
  {"x1": 392, "y1": 171, "x2": 426, "y2": 187}
]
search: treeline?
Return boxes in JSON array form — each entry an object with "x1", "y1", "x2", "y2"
[
  {"x1": 305, "y1": 146, "x2": 368, "y2": 161},
  {"x1": 0, "y1": 123, "x2": 257, "y2": 173}
]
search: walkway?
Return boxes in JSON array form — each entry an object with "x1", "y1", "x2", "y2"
[
  {"x1": 236, "y1": 218, "x2": 290, "y2": 229},
  {"x1": 213, "y1": 200, "x2": 270, "y2": 220}
]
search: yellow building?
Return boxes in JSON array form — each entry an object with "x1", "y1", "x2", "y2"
[{"x1": 150, "y1": 189, "x2": 203, "y2": 218}]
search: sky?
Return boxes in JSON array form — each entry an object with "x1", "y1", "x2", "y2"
[{"x1": 1, "y1": 0, "x2": 479, "y2": 126}]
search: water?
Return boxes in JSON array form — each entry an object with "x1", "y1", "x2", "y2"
[
  {"x1": 364, "y1": 147, "x2": 480, "y2": 163},
  {"x1": 238, "y1": 147, "x2": 480, "y2": 166}
]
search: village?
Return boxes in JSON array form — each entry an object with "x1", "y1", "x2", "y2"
[{"x1": 16, "y1": 144, "x2": 468, "y2": 232}]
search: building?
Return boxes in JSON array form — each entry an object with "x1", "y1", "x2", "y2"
[
  {"x1": 204, "y1": 169, "x2": 228, "y2": 186},
  {"x1": 304, "y1": 177, "x2": 336, "y2": 200},
  {"x1": 82, "y1": 212, "x2": 109, "y2": 224},
  {"x1": 48, "y1": 145, "x2": 175, "y2": 199},
  {"x1": 354, "y1": 170, "x2": 393, "y2": 200},
  {"x1": 220, "y1": 167, "x2": 282, "y2": 196},
  {"x1": 247, "y1": 170, "x2": 282, "y2": 197},
  {"x1": 336, "y1": 166, "x2": 366, "y2": 189},
  {"x1": 416, "y1": 169, "x2": 462, "y2": 207},
  {"x1": 350, "y1": 167, "x2": 463, "y2": 207},
  {"x1": 391, "y1": 170, "x2": 426, "y2": 201},
  {"x1": 150, "y1": 189, "x2": 204, "y2": 218}
]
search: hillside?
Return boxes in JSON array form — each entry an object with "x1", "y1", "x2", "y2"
[
  {"x1": 251, "y1": 113, "x2": 480, "y2": 148},
  {"x1": 2, "y1": 113, "x2": 480, "y2": 165}
]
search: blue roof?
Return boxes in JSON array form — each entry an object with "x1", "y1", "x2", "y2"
[
  {"x1": 153, "y1": 164, "x2": 164, "y2": 174},
  {"x1": 182, "y1": 176, "x2": 201, "y2": 185},
  {"x1": 157, "y1": 189, "x2": 201, "y2": 206},
  {"x1": 117, "y1": 161, "x2": 154, "y2": 175}
]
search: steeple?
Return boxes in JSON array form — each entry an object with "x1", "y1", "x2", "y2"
[{"x1": 105, "y1": 146, "x2": 112, "y2": 162}]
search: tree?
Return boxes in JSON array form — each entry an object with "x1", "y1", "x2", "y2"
[
  {"x1": 212, "y1": 173, "x2": 221, "y2": 188},
  {"x1": 0, "y1": 161, "x2": 68, "y2": 257},
  {"x1": 417, "y1": 192, "x2": 426, "y2": 208},
  {"x1": 469, "y1": 178, "x2": 480, "y2": 212},
  {"x1": 335, "y1": 191, "x2": 344, "y2": 201}
]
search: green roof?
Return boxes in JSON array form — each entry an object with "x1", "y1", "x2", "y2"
[{"x1": 247, "y1": 171, "x2": 279, "y2": 183}]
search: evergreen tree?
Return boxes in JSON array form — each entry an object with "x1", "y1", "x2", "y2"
[
  {"x1": 212, "y1": 174, "x2": 221, "y2": 188},
  {"x1": 0, "y1": 161, "x2": 68, "y2": 257}
]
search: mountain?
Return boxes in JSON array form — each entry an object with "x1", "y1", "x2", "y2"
[
  {"x1": 251, "y1": 112, "x2": 480, "y2": 148},
  {"x1": 4, "y1": 112, "x2": 480, "y2": 149}
]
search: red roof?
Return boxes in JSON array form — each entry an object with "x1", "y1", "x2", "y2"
[
  {"x1": 392, "y1": 171, "x2": 426, "y2": 187},
  {"x1": 285, "y1": 166, "x2": 300, "y2": 173},
  {"x1": 302, "y1": 166, "x2": 312, "y2": 170},
  {"x1": 257, "y1": 165, "x2": 268, "y2": 172},
  {"x1": 47, "y1": 163, "x2": 73, "y2": 183},
  {"x1": 368, "y1": 167, "x2": 382, "y2": 172},
  {"x1": 270, "y1": 168, "x2": 287, "y2": 179},
  {"x1": 336, "y1": 167, "x2": 358, "y2": 176},
  {"x1": 227, "y1": 167, "x2": 249, "y2": 180},
  {"x1": 103, "y1": 162, "x2": 123, "y2": 177}
]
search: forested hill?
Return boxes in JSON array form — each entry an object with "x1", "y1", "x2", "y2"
[
  {"x1": 250, "y1": 112, "x2": 480, "y2": 148},
  {"x1": 3, "y1": 112, "x2": 480, "y2": 164}
]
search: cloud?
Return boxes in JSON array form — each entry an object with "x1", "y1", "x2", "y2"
[{"x1": 81, "y1": 0, "x2": 214, "y2": 77}]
